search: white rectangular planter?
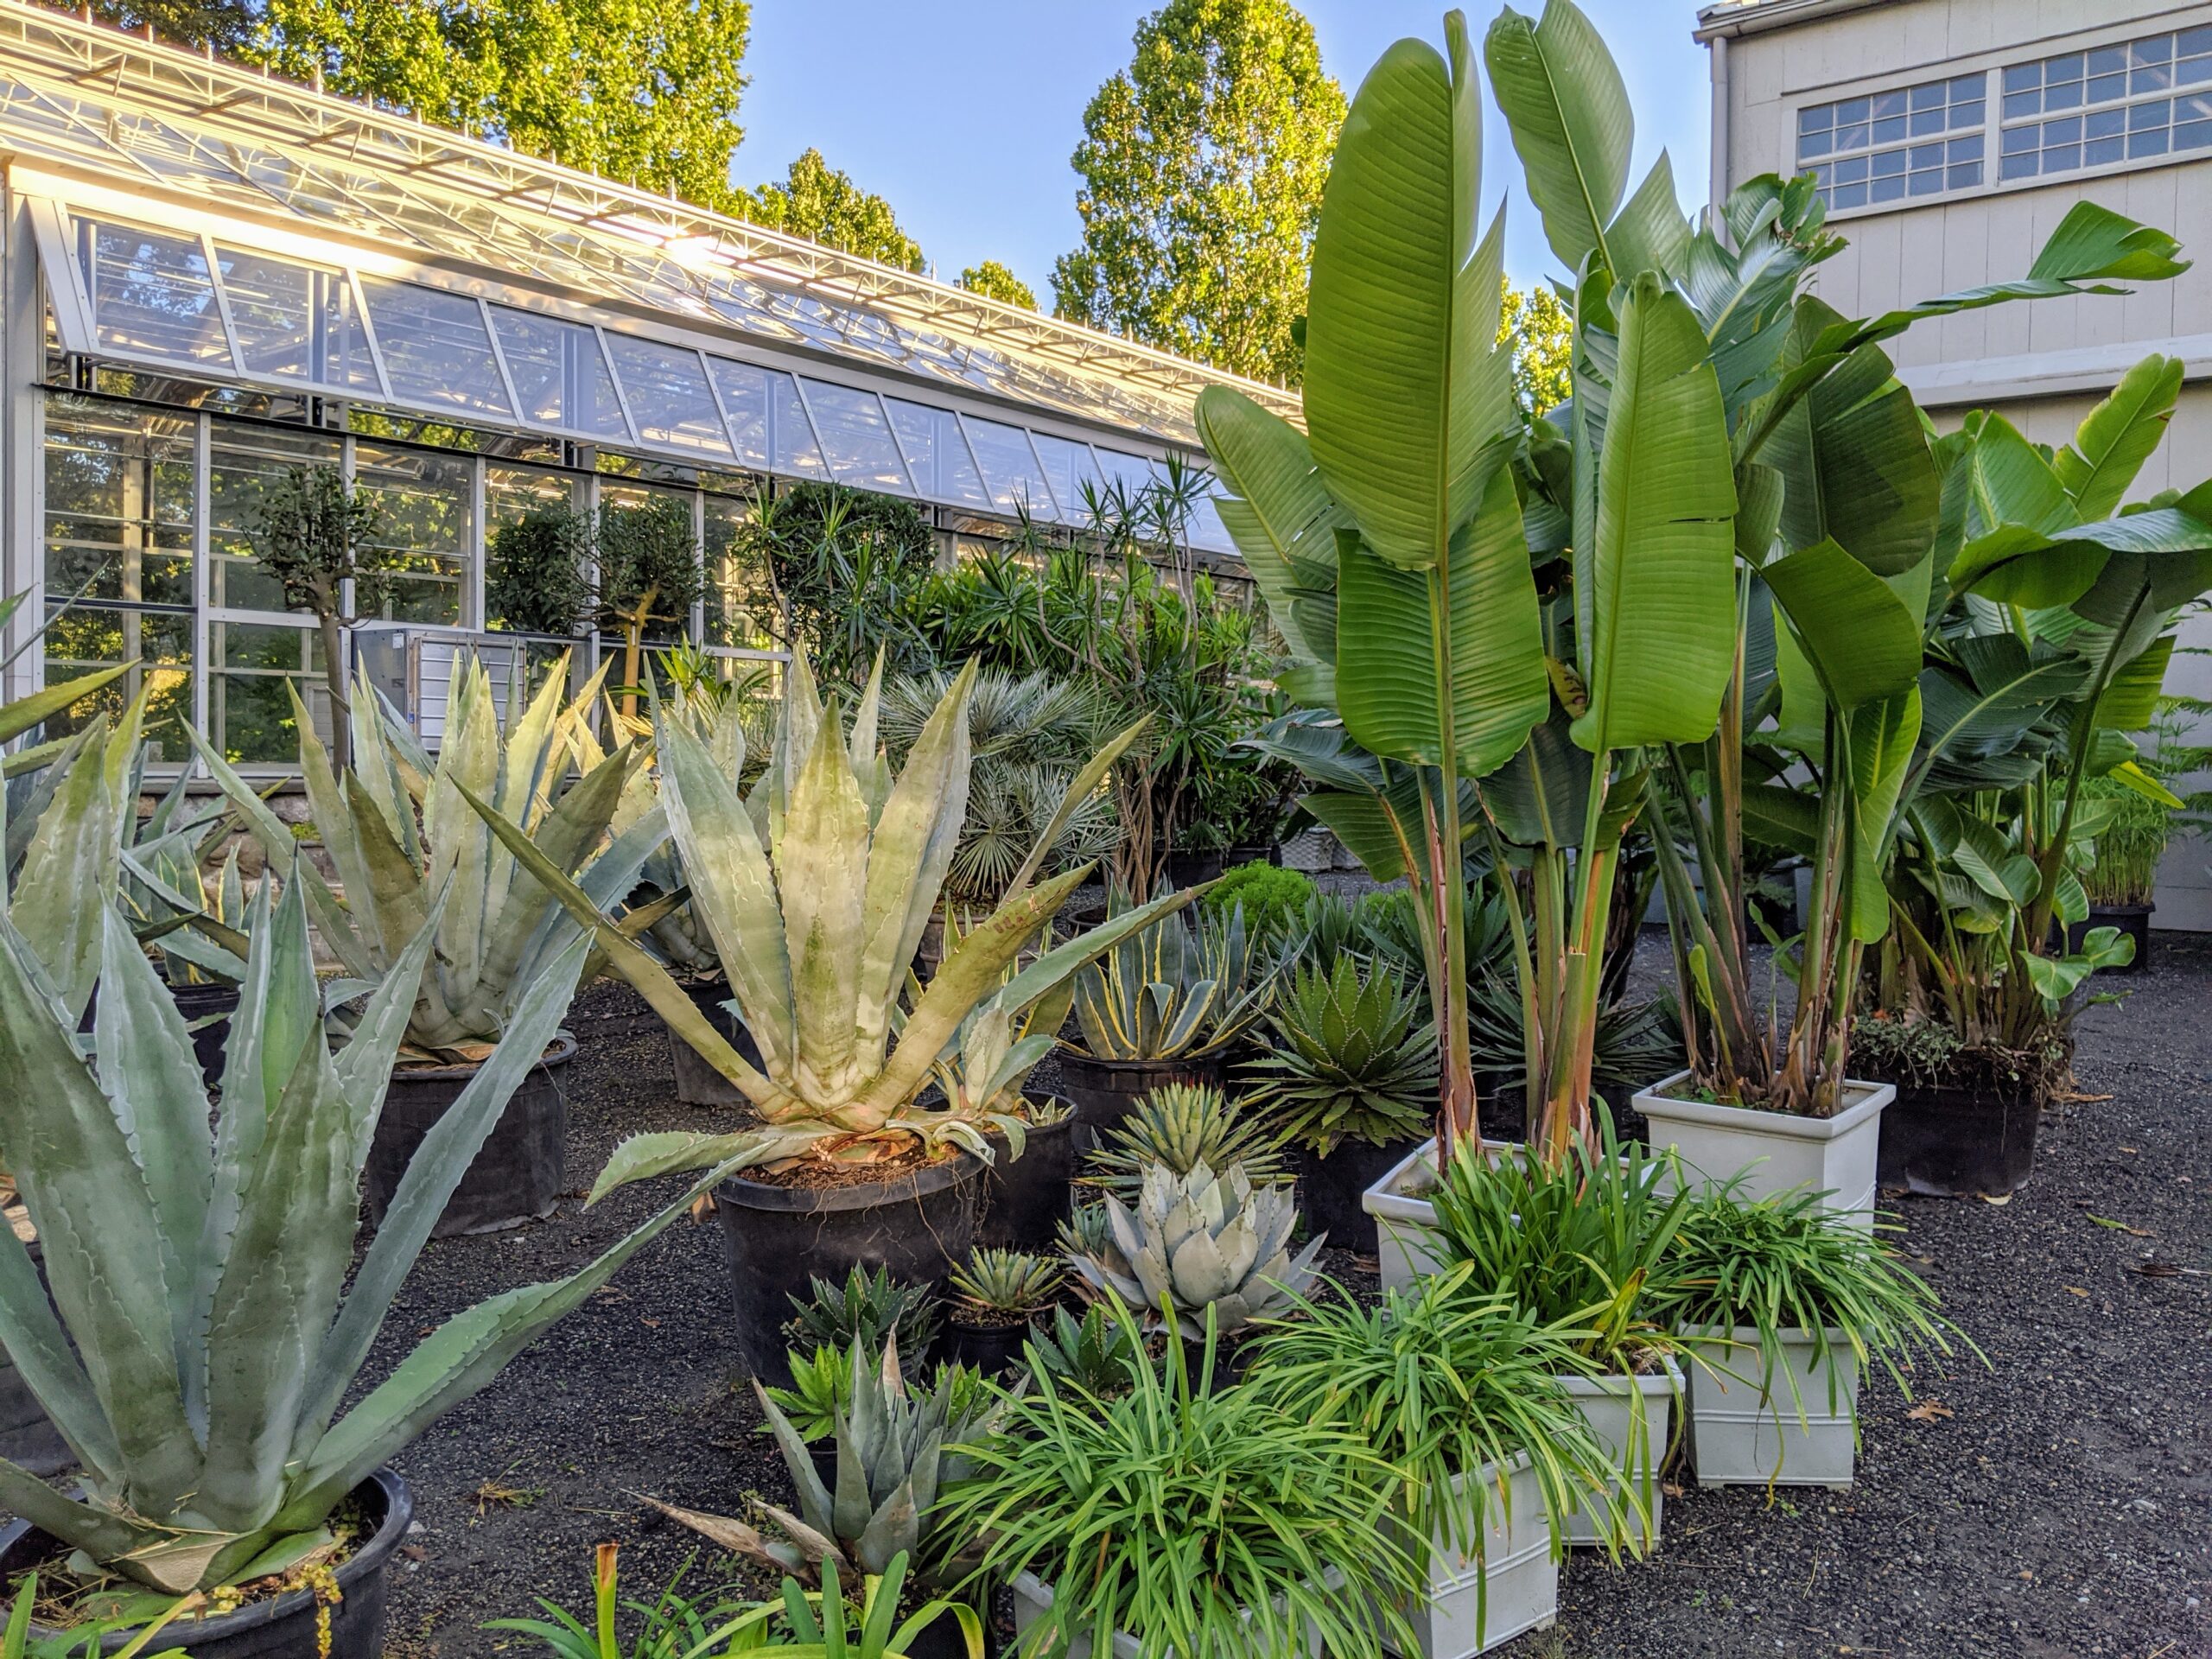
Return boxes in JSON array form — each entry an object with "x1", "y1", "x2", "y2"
[
  {"x1": 1388, "y1": 1457, "x2": 1558, "y2": 1659},
  {"x1": 1011, "y1": 1568, "x2": 1341, "y2": 1659},
  {"x1": 1362, "y1": 1141, "x2": 1446, "y2": 1294},
  {"x1": 1684, "y1": 1325, "x2": 1861, "y2": 1490},
  {"x1": 1632, "y1": 1070, "x2": 1892, "y2": 1225},
  {"x1": 1554, "y1": 1363, "x2": 1681, "y2": 1551}
]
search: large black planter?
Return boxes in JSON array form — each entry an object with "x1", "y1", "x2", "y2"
[
  {"x1": 169, "y1": 981, "x2": 239, "y2": 1090},
  {"x1": 2068, "y1": 903, "x2": 2153, "y2": 975},
  {"x1": 1876, "y1": 1074, "x2": 2047, "y2": 1198},
  {"x1": 715, "y1": 1154, "x2": 984, "y2": 1389},
  {"x1": 1224, "y1": 843, "x2": 1280, "y2": 868},
  {"x1": 1163, "y1": 850, "x2": 1225, "y2": 888},
  {"x1": 365, "y1": 1036, "x2": 575, "y2": 1237},
  {"x1": 0, "y1": 1469, "x2": 410, "y2": 1658},
  {"x1": 0, "y1": 1237, "x2": 68, "y2": 1477},
  {"x1": 1289, "y1": 1137, "x2": 1422, "y2": 1255},
  {"x1": 975, "y1": 1099, "x2": 1079, "y2": 1251},
  {"x1": 668, "y1": 977, "x2": 766, "y2": 1107},
  {"x1": 1056, "y1": 1052, "x2": 1224, "y2": 1148}
]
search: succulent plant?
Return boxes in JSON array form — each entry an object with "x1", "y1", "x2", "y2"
[
  {"x1": 783, "y1": 1265, "x2": 939, "y2": 1360},
  {"x1": 1056, "y1": 1199, "x2": 1114, "y2": 1262},
  {"x1": 1084, "y1": 1082, "x2": 1288, "y2": 1194},
  {"x1": 1071, "y1": 1161, "x2": 1322, "y2": 1341},
  {"x1": 948, "y1": 1249, "x2": 1065, "y2": 1316},
  {"x1": 1242, "y1": 957, "x2": 1440, "y2": 1155},
  {"x1": 764, "y1": 1339, "x2": 989, "y2": 1445},
  {"x1": 1018, "y1": 1303, "x2": 1149, "y2": 1399},
  {"x1": 1070, "y1": 892, "x2": 1275, "y2": 1061}
]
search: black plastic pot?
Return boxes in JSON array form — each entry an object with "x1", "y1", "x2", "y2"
[
  {"x1": 1876, "y1": 1073, "x2": 2047, "y2": 1198},
  {"x1": 1163, "y1": 849, "x2": 1225, "y2": 888},
  {"x1": 364, "y1": 1036, "x2": 575, "y2": 1237},
  {"x1": 1224, "y1": 843, "x2": 1280, "y2": 868},
  {"x1": 1056, "y1": 1052, "x2": 1225, "y2": 1147},
  {"x1": 715, "y1": 1154, "x2": 984, "y2": 1389},
  {"x1": 668, "y1": 977, "x2": 766, "y2": 1106},
  {"x1": 944, "y1": 1313, "x2": 1032, "y2": 1376},
  {"x1": 0, "y1": 1469, "x2": 410, "y2": 1658},
  {"x1": 975, "y1": 1099, "x2": 1079, "y2": 1251},
  {"x1": 900, "y1": 1593, "x2": 995, "y2": 1659},
  {"x1": 0, "y1": 1237, "x2": 68, "y2": 1477},
  {"x1": 1288, "y1": 1137, "x2": 1422, "y2": 1255},
  {"x1": 2068, "y1": 903, "x2": 2153, "y2": 975},
  {"x1": 168, "y1": 981, "x2": 239, "y2": 1090}
]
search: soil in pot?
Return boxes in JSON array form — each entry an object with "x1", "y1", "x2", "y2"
[
  {"x1": 0, "y1": 1469, "x2": 411, "y2": 1659},
  {"x1": 975, "y1": 1098, "x2": 1079, "y2": 1251},
  {"x1": 715, "y1": 1149, "x2": 984, "y2": 1389},
  {"x1": 1288, "y1": 1137, "x2": 1423, "y2": 1256},
  {"x1": 1056, "y1": 1052, "x2": 1224, "y2": 1147},
  {"x1": 668, "y1": 977, "x2": 766, "y2": 1107},
  {"x1": 363, "y1": 1036, "x2": 575, "y2": 1238}
]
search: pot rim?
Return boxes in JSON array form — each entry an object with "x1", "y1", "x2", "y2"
[
  {"x1": 389, "y1": 1031, "x2": 577, "y2": 1082},
  {"x1": 1631, "y1": 1069, "x2": 1892, "y2": 1140},
  {"x1": 1553, "y1": 1357, "x2": 1686, "y2": 1398},
  {"x1": 0, "y1": 1468, "x2": 411, "y2": 1648},
  {"x1": 1052, "y1": 1048, "x2": 1226, "y2": 1075},
  {"x1": 715, "y1": 1147, "x2": 983, "y2": 1215}
]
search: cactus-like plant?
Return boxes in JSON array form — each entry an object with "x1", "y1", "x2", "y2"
[
  {"x1": 1242, "y1": 957, "x2": 1440, "y2": 1155},
  {"x1": 0, "y1": 876, "x2": 711, "y2": 1593},
  {"x1": 1018, "y1": 1303, "x2": 1147, "y2": 1399},
  {"x1": 1056, "y1": 1199, "x2": 1113, "y2": 1262},
  {"x1": 1070, "y1": 893, "x2": 1274, "y2": 1061},
  {"x1": 1085, "y1": 1082, "x2": 1289, "y2": 1194},
  {"x1": 783, "y1": 1265, "x2": 939, "y2": 1360},
  {"x1": 763, "y1": 1340, "x2": 989, "y2": 1444},
  {"x1": 948, "y1": 1249, "x2": 1064, "y2": 1317},
  {"x1": 1072, "y1": 1161, "x2": 1322, "y2": 1340}
]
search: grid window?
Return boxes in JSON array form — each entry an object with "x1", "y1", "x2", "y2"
[
  {"x1": 1800, "y1": 73, "x2": 1984, "y2": 206},
  {"x1": 1999, "y1": 26, "x2": 2212, "y2": 180}
]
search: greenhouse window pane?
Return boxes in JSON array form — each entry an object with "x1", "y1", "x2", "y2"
[
  {"x1": 211, "y1": 620, "x2": 329, "y2": 766},
  {"x1": 800, "y1": 379, "x2": 912, "y2": 493},
  {"x1": 706, "y1": 358, "x2": 772, "y2": 469},
  {"x1": 1093, "y1": 448, "x2": 1160, "y2": 505},
  {"x1": 1030, "y1": 432, "x2": 1106, "y2": 524},
  {"x1": 769, "y1": 372, "x2": 829, "y2": 478},
  {"x1": 76, "y1": 218, "x2": 230, "y2": 368},
  {"x1": 207, "y1": 419, "x2": 345, "y2": 613},
  {"x1": 491, "y1": 308, "x2": 628, "y2": 440},
  {"x1": 214, "y1": 246, "x2": 378, "y2": 391},
  {"x1": 885, "y1": 398, "x2": 988, "y2": 508},
  {"x1": 963, "y1": 416, "x2": 1058, "y2": 519},
  {"x1": 353, "y1": 443, "x2": 470, "y2": 626},
  {"x1": 605, "y1": 334, "x2": 733, "y2": 459},
  {"x1": 359, "y1": 276, "x2": 513, "y2": 417},
  {"x1": 39, "y1": 601, "x2": 194, "y2": 762},
  {"x1": 42, "y1": 396, "x2": 196, "y2": 609}
]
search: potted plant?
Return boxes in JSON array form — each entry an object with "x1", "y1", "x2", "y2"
[
  {"x1": 783, "y1": 1265, "x2": 943, "y2": 1363},
  {"x1": 1645, "y1": 1184, "x2": 1971, "y2": 1489},
  {"x1": 936, "y1": 1297, "x2": 1423, "y2": 1659},
  {"x1": 943, "y1": 1249, "x2": 1065, "y2": 1374},
  {"x1": 192, "y1": 652, "x2": 659, "y2": 1236},
  {"x1": 1013, "y1": 1303, "x2": 1152, "y2": 1401},
  {"x1": 464, "y1": 654, "x2": 1193, "y2": 1386},
  {"x1": 0, "y1": 876, "x2": 711, "y2": 1656},
  {"x1": 1199, "y1": 860, "x2": 1315, "y2": 943},
  {"x1": 1083, "y1": 1082, "x2": 1290, "y2": 1195},
  {"x1": 1243, "y1": 956, "x2": 1438, "y2": 1254},
  {"x1": 2069, "y1": 696, "x2": 2209, "y2": 972},
  {"x1": 1249, "y1": 1264, "x2": 1631, "y2": 1655},
  {"x1": 1060, "y1": 897, "x2": 1274, "y2": 1139},
  {"x1": 1422, "y1": 1134, "x2": 1688, "y2": 1551}
]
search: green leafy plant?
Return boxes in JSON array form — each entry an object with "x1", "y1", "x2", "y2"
[
  {"x1": 1070, "y1": 1161, "x2": 1320, "y2": 1341},
  {"x1": 1242, "y1": 957, "x2": 1439, "y2": 1155},
  {"x1": 1200, "y1": 861, "x2": 1316, "y2": 939},
  {"x1": 784, "y1": 1266, "x2": 939, "y2": 1361},
  {"x1": 766, "y1": 1553, "x2": 980, "y2": 1659},
  {"x1": 1016, "y1": 1302, "x2": 1150, "y2": 1399},
  {"x1": 0, "y1": 588, "x2": 134, "y2": 780},
  {"x1": 1084, "y1": 1082, "x2": 1288, "y2": 1194},
  {"x1": 0, "y1": 1577, "x2": 196, "y2": 1659},
  {"x1": 736, "y1": 483, "x2": 938, "y2": 688},
  {"x1": 0, "y1": 877, "x2": 711, "y2": 1595},
  {"x1": 763, "y1": 1341, "x2": 988, "y2": 1446},
  {"x1": 486, "y1": 502, "x2": 594, "y2": 639},
  {"x1": 486, "y1": 1542, "x2": 772, "y2": 1659},
  {"x1": 2076, "y1": 773, "x2": 2175, "y2": 906},
  {"x1": 946, "y1": 1249, "x2": 1064, "y2": 1318},
  {"x1": 596, "y1": 493, "x2": 705, "y2": 721},
  {"x1": 937, "y1": 1297, "x2": 1421, "y2": 1659},
  {"x1": 1055, "y1": 1198, "x2": 1113, "y2": 1262},
  {"x1": 1070, "y1": 894, "x2": 1275, "y2": 1062}
]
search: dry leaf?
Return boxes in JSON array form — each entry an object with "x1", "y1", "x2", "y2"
[
  {"x1": 2063, "y1": 1286, "x2": 2090, "y2": 1297},
  {"x1": 1906, "y1": 1400, "x2": 1954, "y2": 1423},
  {"x1": 1977, "y1": 1192, "x2": 2012, "y2": 1206}
]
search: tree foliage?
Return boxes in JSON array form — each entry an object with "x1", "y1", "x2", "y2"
[
  {"x1": 1052, "y1": 0, "x2": 1344, "y2": 385},
  {"x1": 486, "y1": 503, "x2": 592, "y2": 637},
  {"x1": 741, "y1": 149, "x2": 925, "y2": 271},
  {"x1": 1500, "y1": 279, "x2": 1572, "y2": 414},
  {"x1": 249, "y1": 0, "x2": 752, "y2": 213},
  {"x1": 72, "y1": 0, "x2": 256, "y2": 48},
  {"x1": 958, "y1": 260, "x2": 1039, "y2": 309}
]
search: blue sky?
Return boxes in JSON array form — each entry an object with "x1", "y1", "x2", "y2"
[{"x1": 728, "y1": 2, "x2": 1715, "y2": 301}]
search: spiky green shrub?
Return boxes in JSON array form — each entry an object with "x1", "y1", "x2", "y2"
[
  {"x1": 1084, "y1": 1083, "x2": 1288, "y2": 1193},
  {"x1": 947, "y1": 1249, "x2": 1065, "y2": 1316},
  {"x1": 782, "y1": 1265, "x2": 939, "y2": 1360},
  {"x1": 1016, "y1": 1303, "x2": 1150, "y2": 1399},
  {"x1": 763, "y1": 1340, "x2": 988, "y2": 1445},
  {"x1": 1243, "y1": 958, "x2": 1438, "y2": 1154}
]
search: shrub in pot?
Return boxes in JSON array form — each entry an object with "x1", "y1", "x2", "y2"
[
  {"x1": 1249, "y1": 1263, "x2": 1632, "y2": 1655},
  {"x1": 938, "y1": 1297, "x2": 1423, "y2": 1659},
  {"x1": 1646, "y1": 1183, "x2": 1970, "y2": 1490},
  {"x1": 942, "y1": 1249, "x2": 1065, "y2": 1374},
  {"x1": 466, "y1": 654, "x2": 1194, "y2": 1385},
  {"x1": 0, "y1": 879, "x2": 709, "y2": 1656}
]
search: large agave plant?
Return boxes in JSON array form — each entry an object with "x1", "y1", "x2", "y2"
[
  {"x1": 0, "y1": 875, "x2": 711, "y2": 1593},
  {"x1": 191, "y1": 652, "x2": 665, "y2": 1059},
  {"x1": 1072, "y1": 1160, "x2": 1321, "y2": 1340},
  {"x1": 1070, "y1": 893, "x2": 1275, "y2": 1061},
  {"x1": 466, "y1": 654, "x2": 1193, "y2": 1185},
  {"x1": 1243, "y1": 957, "x2": 1440, "y2": 1155}
]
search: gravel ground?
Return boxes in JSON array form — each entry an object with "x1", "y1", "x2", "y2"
[{"x1": 355, "y1": 937, "x2": 2211, "y2": 1656}]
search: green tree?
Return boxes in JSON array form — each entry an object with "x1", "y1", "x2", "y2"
[
  {"x1": 741, "y1": 149, "x2": 925, "y2": 270},
  {"x1": 67, "y1": 0, "x2": 255, "y2": 48},
  {"x1": 250, "y1": 0, "x2": 751, "y2": 213},
  {"x1": 1499, "y1": 279, "x2": 1571, "y2": 415},
  {"x1": 958, "y1": 260, "x2": 1039, "y2": 309},
  {"x1": 1052, "y1": 0, "x2": 1343, "y2": 385}
]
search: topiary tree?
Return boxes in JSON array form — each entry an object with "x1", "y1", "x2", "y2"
[
  {"x1": 486, "y1": 502, "x2": 593, "y2": 639},
  {"x1": 594, "y1": 493, "x2": 702, "y2": 720}
]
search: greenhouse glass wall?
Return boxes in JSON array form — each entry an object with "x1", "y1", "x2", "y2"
[{"x1": 0, "y1": 4, "x2": 1299, "y2": 770}]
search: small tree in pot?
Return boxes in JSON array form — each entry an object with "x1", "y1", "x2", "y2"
[{"x1": 594, "y1": 493, "x2": 704, "y2": 722}]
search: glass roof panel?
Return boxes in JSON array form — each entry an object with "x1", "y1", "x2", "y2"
[
  {"x1": 492, "y1": 307, "x2": 628, "y2": 441},
  {"x1": 963, "y1": 416, "x2": 1058, "y2": 521},
  {"x1": 768, "y1": 372, "x2": 830, "y2": 479},
  {"x1": 603, "y1": 334, "x2": 733, "y2": 460},
  {"x1": 886, "y1": 399, "x2": 988, "y2": 510},
  {"x1": 358, "y1": 275, "x2": 513, "y2": 418},
  {"x1": 801, "y1": 379, "x2": 912, "y2": 494},
  {"x1": 705, "y1": 357, "x2": 772, "y2": 470},
  {"x1": 214, "y1": 245, "x2": 378, "y2": 393},
  {"x1": 77, "y1": 219, "x2": 230, "y2": 370},
  {"x1": 1031, "y1": 432, "x2": 1106, "y2": 526}
]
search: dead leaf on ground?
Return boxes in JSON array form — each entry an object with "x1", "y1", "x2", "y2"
[
  {"x1": 1977, "y1": 1192, "x2": 2012, "y2": 1206},
  {"x1": 1906, "y1": 1400, "x2": 1954, "y2": 1423},
  {"x1": 2063, "y1": 1286, "x2": 2090, "y2": 1297},
  {"x1": 2050, "y1": 1090, "x2": 2113, "y2": 1103},
  {"x1": 2138, "y1": 1262, "x2": 2206, "y2": 1279}
]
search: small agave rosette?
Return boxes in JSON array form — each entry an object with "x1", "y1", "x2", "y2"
[{"x1": 1076, "y1": 1160, "x2": 1322, "y2": 1339}]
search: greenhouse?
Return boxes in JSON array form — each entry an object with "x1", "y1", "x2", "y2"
[{"x1": 0, "y1": 4, "x2": 1292, "y2": 768}]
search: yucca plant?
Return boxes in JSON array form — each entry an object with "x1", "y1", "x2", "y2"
[
  {"x1": 191, "y1": 652, "x2": 664, "y2": 1061},
  {"x1": 947, "y1": 1249, "x2": 1064, "y2": 1319},
  {"x1": 1084, "y1": 1083, "x2": 1288, "y2": 1194},
  {"x1": 1071, "y1": 1161, "x2": 1321, "y2": 1341},
  {"x1": 1069, "y1": 892, "x2": 1274, "y2": 1062},
  {"x1": 465, "y1": 654, "x2": 1194, "y2": 1185},
  {"x1": 763, "y1": 1341, "x2": 988, "y2": 1445},
  {"x1": 783, "y1": 1266, "x2": 939, "y2": 1361},
  {"x1": 1242, "y1": 958, "x2": 1439, "y2": 1155},
  {"x1": 0, "y1": 876, "x2": 712, "y2": 1597}
]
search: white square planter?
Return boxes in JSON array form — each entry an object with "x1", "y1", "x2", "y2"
[
  {"x1": 1359, "y1": 1141, "x2": 1527, "y2": 1294},
  {"x1": 1684, "y1": 1325, "x2": 1861, "y2": 1490},
  {"x1": 1632, "y1": 1070, "x2": 1892, "y2": 1225},
  {"x1": 1387, "y1": 1456, "x2": 1558, "y2": 1659},
  {"x1": 1554, "y1": 1363, "x2": 1681, "y2": 1551},
  {"x1": 1011, "y1": 1567, "x2": 1342, "y2": 1659}
]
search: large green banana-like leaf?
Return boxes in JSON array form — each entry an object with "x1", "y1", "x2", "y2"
[
  {"x1": 1192, "y1": 389, "x2": 1346, "y2": 673},
  {"x1": 1571, "y1": 274, "x2": 1738, "y2": 753},
  {"x1": 1911, "y1": 636, "x2": 2086, "y2": 791},
  {"x1": 1762, "y1": 539, "x2": 1925, "y2": 711},
  {"x1": 1845, "y1": 689, "x2": 1921, "y2": 943},
  {"x1": 2092, "y1": 632, "x2": 2175, "y2": 731},
  {"x1": 1953, "y1": 507, "x2": 2212, "y2": 609},
  {"x1": 1337, "y1": 471, "x2": 1549, "y2": 772},
  {"x1": 1484, "y1": 0, "x2": 1632, "y2": 277},
  {"x1": 2055, "y1": 354, "x2": 2183, "y2": 518},
  {"x1": 1303, "y1": 16, "x2": 1516, "y2": 570},
  {"x1": 1603, "y1": 151, "x2": 1691, "y2": 285}
]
